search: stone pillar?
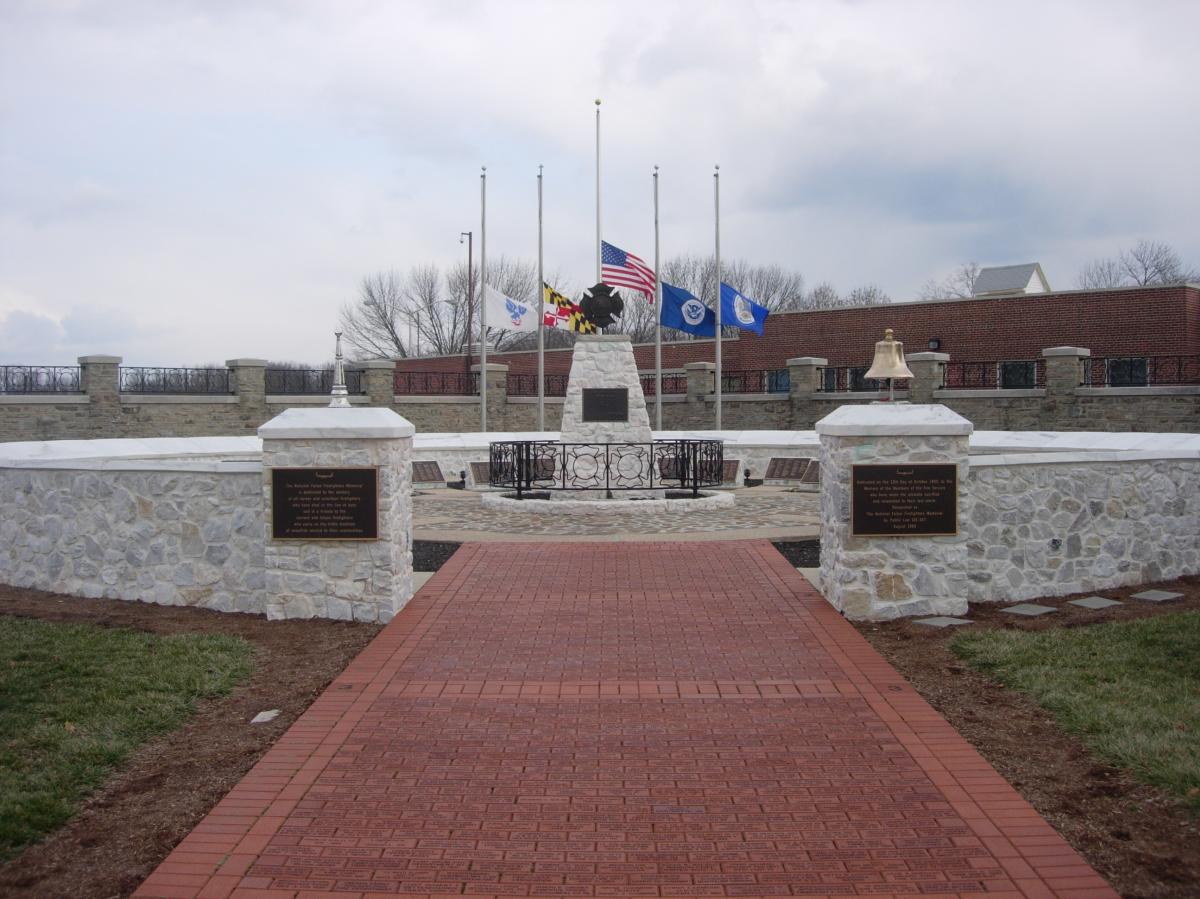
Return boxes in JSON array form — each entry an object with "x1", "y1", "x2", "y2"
[
  {"x1": 79, "y1": 354, "x2": 121, "y2": 434},
  {"x1": 356, "y1": 359, "x2": 397, "y2": 407},
  {"x1": 787, "y1": 356, "x2": 826, "y2": 429},
  {"x1": 1042, "y1": 346, "x2": 1089, "y2": 424},
  {"x1": 816, "y1": 404, "x2": 972, "y2": 620},
  {"x1": 259, "y1": 407, "x2": 415, "y2": 623},
  {"x1": 904, "y1": 352, "x2": 949, "y2": 404},
  {"x1": 226, "y1": 358, "x2": 267, "y2": 427},
  {"x1": 684, "y1": 361, "x2": 715, "y2": 401},
  {"x1": 472, "y1": 362, "x2": 509, "y2": 432},
  {"x1": 79, "y1": 354, "x2": 121, "y2": 401}
]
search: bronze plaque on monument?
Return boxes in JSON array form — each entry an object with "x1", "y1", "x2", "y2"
[
  {"x1": 582, "y1": 387, "x2": 629, "y2": 423},
  {"x1": 271, "y1": 468, "x2": 379, "y2": 540},
  {"x1": 851, "y1": 464, "x2": 957, "y2": 537}
]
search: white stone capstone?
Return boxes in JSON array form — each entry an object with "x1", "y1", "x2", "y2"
[
  {"x1": 257, "y1": 406, "x2": 414, "y2": 440},
  {"x1": 815, "y1": 403, "x2": 973, "y2": 437},
  {"x1": 559, "y1": 335, "x2": 652, "y2": 444}
]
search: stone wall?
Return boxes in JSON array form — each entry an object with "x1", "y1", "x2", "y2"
[
  {"x1": 966, "y1": 455, "x2": 1200, "y2": 602},
  {"x1": 0, "y1": 464, "x2": 265, "y2": 611},
  {"x1": 3, "y1": 346, "x2": 1196, "y2": 442}
]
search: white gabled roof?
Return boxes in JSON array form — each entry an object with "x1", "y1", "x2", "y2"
[{"x1": 972, "y1": 263, "x2": 1051, "y2": 296}]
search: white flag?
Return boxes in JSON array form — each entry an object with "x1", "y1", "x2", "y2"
[{"x1": 484, "y1": 284, "x2": 538, "y2": 333}]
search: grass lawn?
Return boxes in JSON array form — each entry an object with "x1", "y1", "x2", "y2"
[
  {"x1": 952, "y1": 610, "x2": 1200, "y2": 812},
  {"x1": 0, "y1": 616, "x2": 254, "y2": 860}
]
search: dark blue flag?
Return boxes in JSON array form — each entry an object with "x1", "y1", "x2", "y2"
[
  {"x1": 720, "y1": 282, "x2": 769, "y2": 335},
  {"x1": 660, "y1": 282, "x2": 715, "y2": 337}
]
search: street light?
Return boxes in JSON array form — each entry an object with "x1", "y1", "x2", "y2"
[{"x1": 460, "y1": 231, "x2": 473, "y2": 374}]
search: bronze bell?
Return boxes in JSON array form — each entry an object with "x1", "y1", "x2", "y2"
[{"x1": 865, "y1": 328, "x2": 915, "y2": 381}]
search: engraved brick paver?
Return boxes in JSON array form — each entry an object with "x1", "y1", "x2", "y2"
[{"x1": 135, "y1": 541, "x2": 1116, "y2": 898}]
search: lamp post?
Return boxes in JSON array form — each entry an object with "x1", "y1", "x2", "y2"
[{"x1": 460, "y1": 231, "x2": 473, "y2": 374}]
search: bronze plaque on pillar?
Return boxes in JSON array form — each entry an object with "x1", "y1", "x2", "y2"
[
  {"x1": 851, "y1": 464, "x2": 957, "y2": 537},
  {"x1": 271, "y1": 468, "x2": 379, "y2": 540},
  {"x1": 582, "y1": 387, "x2": 629, "y2": 422}
]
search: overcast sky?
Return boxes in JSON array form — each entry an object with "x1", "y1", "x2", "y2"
[{"x1": 2, "y1": 0, "x2": 1198, "y2": 366}]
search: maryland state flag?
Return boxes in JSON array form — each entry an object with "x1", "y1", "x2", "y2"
[{"x1": 543, "y1": 283, "x2": 597, "y2": 334}]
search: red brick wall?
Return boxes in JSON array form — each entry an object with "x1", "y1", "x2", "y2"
[{"x1": 395, "y1": 285, "x2": 1200, "y2": 375}]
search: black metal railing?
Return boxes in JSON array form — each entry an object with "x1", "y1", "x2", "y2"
[
  {"x1": 942, "y1": 360, "x2": 1045, "y2": 390},
  {"x1": 816, "y1": 366, "x2": 907, "y2": 393},
  {"x1": 393, "y1": 371, "x2": 479, "y2": 395},
  {"x1": 1, "y1": 366, "x2": 82, "y2": 394},
  {"x1": 264, "y1": 368, "x2": 363, "y2": 395},
  {"x1": 1083, "y1": 355, "x2": 1200, "y2": 387},
  {"x1": 721, "y1": 368, "x2": 790, "y2": 394},
  {"x1": 639, "y1": 373, "x2": 688, "y2": 395},
  {"x1": 506, "y1": 373, "x2": 569, "y2": 396},
  {"x1": 119, "y1": 367, "x2": 231, "y2": 394},
  {"x1": 489, "y1": 439, "x2": 724, "y2": 499}
]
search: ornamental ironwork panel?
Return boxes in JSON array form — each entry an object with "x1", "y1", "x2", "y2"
[
  {"x1": 489, "y1": 439, "x2": 724, "y2": 498},
  {"x1": 264, "y1": 368, "x2": 363, "y2": 395},
  {"x1": 1, "y1": 366, "x2": 81, "y2": 394},
  {"x1": 506, "y1": 373, "x2": 569, "y2": 396},
  {"x1": 119, "y1": 367, "x2": 231, "y2": 394},
  {"x1": 638, "y1": 373, "x2": 687, "y2": 395},
  {"x1": 393, "y1": 370, "x2": 479, "y2": 395},
  {"x1": 720, "y1": 369, "x2": 791, "y2": 394}
]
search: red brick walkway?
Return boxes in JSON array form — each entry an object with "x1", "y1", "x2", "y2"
[{"x1": 135, "y1": 541, "x2": 1116, "y2": 899}]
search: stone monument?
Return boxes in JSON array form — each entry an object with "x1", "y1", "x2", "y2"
[{"x1": 559, "y1": 334, "x2": 652, "y2": 444}]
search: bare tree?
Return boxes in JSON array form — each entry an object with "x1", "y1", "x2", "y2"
[
  {"x1": 339, "y1": 256, "x2": 545, "y2": 360},
  {"x1": 343, "y1": 255, "x2": 886, "y2": 356},
  {"x1": 844, "y1": 284, "x2": 891, "y2": 307},
  {"x1": 340, "y1": 271, "x2": 413, "y2": 359},
  {"x1": 1078, "y1": 239, "x2": 1199, "y2": 289},
  {"x1": 919, "y1": 262, "x2": 981, "y2": 300},
  {"x1": 806, "y1": 282, "x2": 842, "y2": 309},
  {"x1": 1077, "y1": 256, "x2": 1127, "y2": 290}
]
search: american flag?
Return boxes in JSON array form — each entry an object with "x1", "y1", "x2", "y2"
[{"x1": 601, "y1": 241, "x2": 656, "y2": 301}]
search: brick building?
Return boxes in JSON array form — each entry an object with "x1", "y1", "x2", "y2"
[{"x1": 396, "y1": 283, "x2": 1200, "y2": 377}]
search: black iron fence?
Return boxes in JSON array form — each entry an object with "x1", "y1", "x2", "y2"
[
  {"x1": 942, "y1": 360, "x2": 1045, "y2": 390},
  {"x1": 507, "y1": 373, "x2": 569, "y2": 396},
  {"x1": 639, "y1": 373, "x2": 688, "y2": 395},
  {"x1": 119, "y1": 367, "x2": 231, "y2": 394},
  {"x1": 721, "y1": 368, "x2": 790, "y2": 394},
  {"x1": 816, "y1": 366, "x2": 907, "y2": 393},
  {"x1": 489, "y1": 439, "x2": 724, "y2": 498},
  {"x1": 393, "y1": 371, "x2": 479, "y2": 395},
  {"x1": 1083, "y1": 355, "x2": 1200, "y2": 387},
  {"x1": 1, "y1": 366, "x2": 82, "y2": 394},
  {"x1": 265, "y1": 368, "x2": 363, "y2": 395}
]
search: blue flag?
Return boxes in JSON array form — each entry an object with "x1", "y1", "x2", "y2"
[
  {"x1": 660, "y1": 281, "x2": 715, "y2": 337},
  {"x1": 720, "y1": 282, "x2": 769, "y2": 335}
]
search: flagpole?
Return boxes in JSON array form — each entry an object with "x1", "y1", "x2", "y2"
[
  {"x1": 480, "y1": 166, "x2": 488, "y2": 433},
  {"x1": 595, "y1": 98, "x2": 602, "y2": 283},
  {"x1": 653, "y1": 165, "x2": 662, "y2": 432},
  {"x1": 714, "y1": 164, "x2": 722, "y2": 432},
  {"x1": 537, "y1": 164, "x2": 545, "y2": 432}
]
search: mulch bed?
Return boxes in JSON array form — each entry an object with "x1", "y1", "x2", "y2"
[
  {"x1": 0, "y1": 554, "x2": 1197, "y2": 898},
  {"x1": 854, "y1": 575, "x2": 1200, "y2": 899}
]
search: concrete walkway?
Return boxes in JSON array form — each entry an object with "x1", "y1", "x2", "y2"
[{"x1": 136, "y1": 542, "x2": 1115, "y2": 899}]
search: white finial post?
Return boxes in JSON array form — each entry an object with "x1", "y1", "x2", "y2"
[{"x1": 329, "y1": 331, "x2": 351, "y2": 408}]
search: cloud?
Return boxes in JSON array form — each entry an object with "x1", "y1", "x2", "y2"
[{"x1": 0, "y1": 0, "x2": 1197, "y2": 363}]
